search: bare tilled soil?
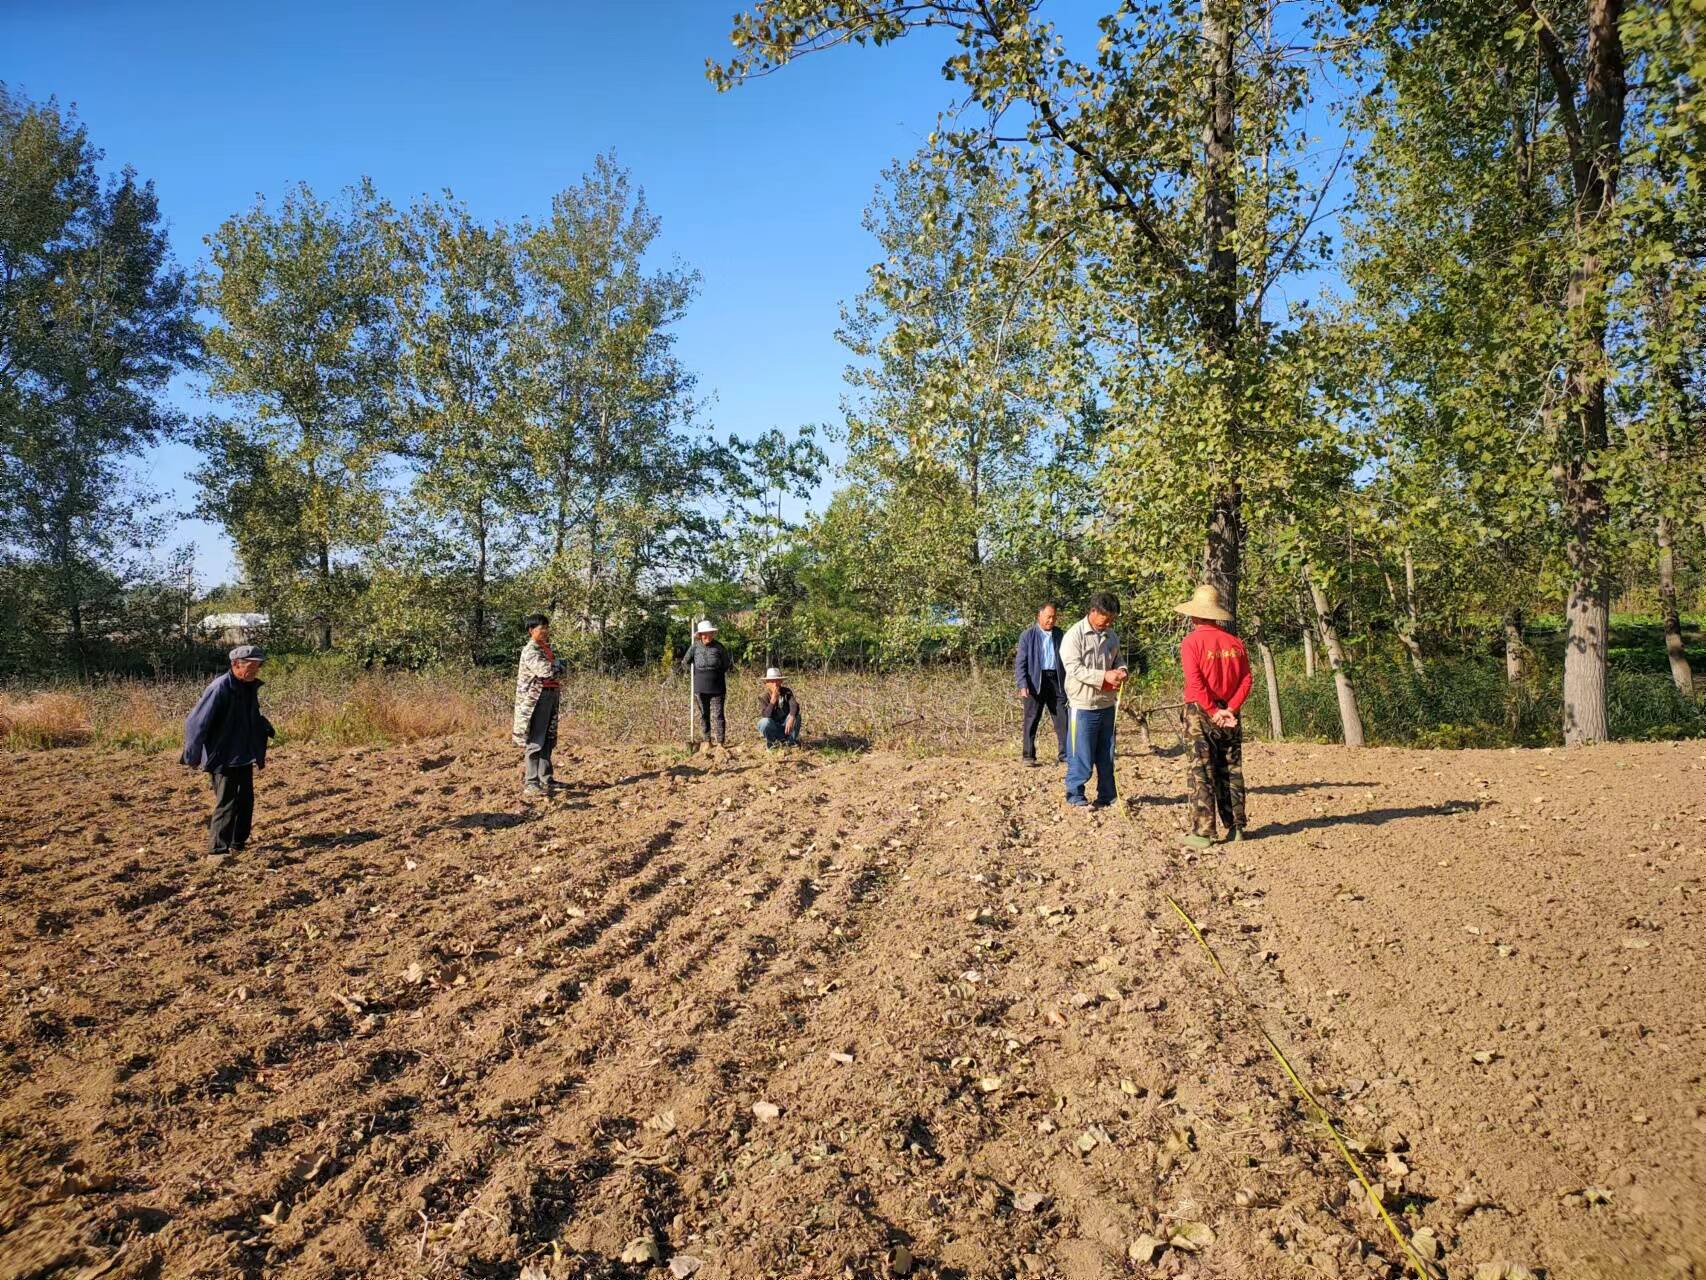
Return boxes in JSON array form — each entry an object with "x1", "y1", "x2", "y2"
[{"x1": 1, "y1": 732, "x2": 1703, "y2": 1280}]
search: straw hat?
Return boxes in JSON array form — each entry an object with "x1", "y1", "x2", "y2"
[
  {"x1": 1173, "y1": 584, "x2": 1232, "y2": 622},
  {"x1": 695, "y1": 619, "x2": 718, "y2": 635},
  {"x1": 764, "y1": 667, "x2": 784, "y2": 682}
]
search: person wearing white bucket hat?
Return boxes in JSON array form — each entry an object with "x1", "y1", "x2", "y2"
[
  {"x1": 1174, "y1": 584, "x2": 1252, "y2": 847},
  {"x1": 756, "y1": 666, "x2": 801, "y2": 748},
  {"x1": 678, "y1": 619, "x2": 733, "y2": 746}
]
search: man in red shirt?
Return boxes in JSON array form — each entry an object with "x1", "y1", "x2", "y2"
[{"x1": 1174, "y1": 585, "x2": 1252, "y2": 847}]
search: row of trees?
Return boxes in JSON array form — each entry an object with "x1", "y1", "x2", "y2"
[
  {"x1": 4, "y1": 0, "x2": 1703, "y2": 745},
  {"x1": 0, "y1": 88, "x2": 830, "y2": 671},
  {"x1": 714, "y1": 0, "x2": 1705, "y2": 743},
  {"x1": 190, "y1": 157, "x2": 787, "y2": 667}
]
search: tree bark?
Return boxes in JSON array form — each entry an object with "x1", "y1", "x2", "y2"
[
  {"x1": 1383, "y1": 565, "x2": 1426, "y2": 673},
  {"x1": 1657, "y1": 514, "x2": 1694, "y2": 698},
  {"x1": 1403, "y1": 545, "x2": 1424, "y2": 669},
  {"x1": 1298, "y1": 588, "x2": 1317, "y2": 677},
  {"x1": 1257, "y1": 639, "x2": 1284, "y2": 741},
  {"x1": 472, "y1": 510, "x2": 489, "y2": 665},
  {"x1": 1546, "y1": 0, "x2": 1625, "y2": 746},
  {"x1": 1306, "y1": 571, "x2": 1365, "y2": 747},
  {"x1": 316, "y1": 539, "x2": 333, "y2": 651},
  {"x1": 1199, "y1": 0, "x2": 1241, "y2": 622},
  {"x1": 1503, "y1": 607, "x2": 1526, "y2": 684}
]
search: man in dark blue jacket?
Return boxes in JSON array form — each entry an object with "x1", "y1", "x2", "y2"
[
  {"x1": 1014, "y1": 601, "x2": 1068, "y2": 766},
  {"x1": 181, "y1": 645, "x2": 275, "y2": 853}
]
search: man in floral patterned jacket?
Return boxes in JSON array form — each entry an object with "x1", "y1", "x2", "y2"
[{"x1": 513, "y1": 613, "x2": 566, "y2": 797}]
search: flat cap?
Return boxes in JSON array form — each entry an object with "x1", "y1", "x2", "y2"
[{"x1": 229, "y1": 644, "x2": 267, "y2": 663}]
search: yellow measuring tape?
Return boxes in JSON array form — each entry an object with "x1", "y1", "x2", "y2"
[{"x1": 1164, "y1": 895, "x2": 1433, "y2": 1280}]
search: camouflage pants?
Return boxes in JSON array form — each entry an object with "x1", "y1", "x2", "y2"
[{"x1": 1184, "y1": 705, "x2": 1246, "y2": 838}]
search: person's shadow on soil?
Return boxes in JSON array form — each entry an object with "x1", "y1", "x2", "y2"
[
  {"x1": 814, "y1": 733, "x2": 871, "y2": 752},
  {"x1": 1250, "y1": 780, "x2": 1379, "y2": 796},
  {"x1": 291, "y1": 829, "x2": 383, "y2": 850},
  {"x1": 1257, "y1": 798, "x2": 1480, "y2": 837},
  {"x1": 430, "y1": 811, "x2": 537, "y2": 833},
  {"x1": 601, "y1": 764, "x2": 708, "y2": 788}
]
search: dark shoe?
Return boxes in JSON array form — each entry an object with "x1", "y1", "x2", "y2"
[
  {"x1": 523, "y1": 783, "x2": 545, "y2": 798},
  {"x1": 1066, "y1": 797, "x2": 1089, "y2": 808},
  {"x1": 1219, "y1": 827, "x2": 1244, "y2": 843},
  {"x1": 1023, "y1": 757, "x2": 1039, "y2": 768}
]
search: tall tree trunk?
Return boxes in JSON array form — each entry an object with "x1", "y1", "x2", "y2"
[
  {"x1": 1297, "y1": 588, "x2": 1317, "y2": 677},
  {"x1": 472, "y1": 511, "x2": 489, "y2": 665},
  {"x1": 1657, "y1": 514, "x2": 1694, "y2": 697},
  {"x1": 550, "y1": 459, "x2": 569, "y2": 614},
  {"x1": 1306, "y1": 571, "x2": 1365, "y2": 747},
  {"x1": 1383, "y1": 566, "x2": 1426, "y2": 673},
  {"x1": 1545, "y1": 0, "x2": 1625, "y2": 745},
  {"x1": 316, "y1": 539, "x2": 333, "y2": 651},
  {"x1": 69, "y1": 597, "x2": 86, "y2": 676},
  {"x1": 1257, "y1": 639, "x2": 1284, "y2": 742},
  {"x1": 1403, "y1": 546, "x2": 1423, "y2": 665},
  {"x1": 1199, "y1": 0, "x2": 1241, "y2": 622},
  {"x1": 1503, "y1": 607, "x2": 1526, "y2": 684}
]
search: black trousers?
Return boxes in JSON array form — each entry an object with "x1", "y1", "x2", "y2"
[
  {"x1": 695, "y1": 692, "x2": 726, "y2": 744},
  {"x1": 1021, "y1": 669, "x2": 1068, "y2": 761},
  {"x1": 524, "y1": 688, "x2": 559, "y2": 788},
  {"x1": 209, "y1": 766, "x2": 255, "y2": 852}
]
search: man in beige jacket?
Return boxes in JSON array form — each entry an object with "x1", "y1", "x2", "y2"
[{"x1": 1060, "y1": 591, "x2": 1130, "y2": 807}]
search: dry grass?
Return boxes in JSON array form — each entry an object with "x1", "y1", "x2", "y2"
[
  {"x1": 284, "y1": 676, "x2": 491, "y2": 745},
  {"x1": 0, "y1": 665, "x2": 1041, "y2": 755},
  {"x1": 0, "y1": 692, "x2": 94, "y2": 749},
  {"x1": 557, "y1": 668, "x2": 1028, "y2": 753}
]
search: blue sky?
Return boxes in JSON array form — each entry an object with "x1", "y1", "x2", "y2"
[{"x1": 5, "y1": 0, "x2": 969, "y2": 583}]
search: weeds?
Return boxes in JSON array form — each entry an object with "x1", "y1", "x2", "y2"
[
  {"x1": 2, "y1": 628, "x2": 1701, "y2": 754},
  {"x1": 0, "y1": 691, "x2": 93, "y2": 749}
]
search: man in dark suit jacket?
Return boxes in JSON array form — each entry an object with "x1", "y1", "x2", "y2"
[
  {"x1": 181, "y1": 645, "x2": 275, "y2": 853},
  {"x1": 1014, "y1": 601, "x2": 1068, "y2": 765}
]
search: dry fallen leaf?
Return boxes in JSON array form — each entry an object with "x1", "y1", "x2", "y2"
[
  {"x1": 668, "y1": 1255, "x2": 704, "y2": 1278},
  {"x1": 621, "y1": 1235, "x2": 662, "y2": 1265},
  {"x1": 1128, "y1": 1234, "x2": 1164, "y2": 1264},
  {"x1": 644, "y1": 1110, "x2": 677, "y2": 1135},
  {"x1": 1012, "y1": 1190, "x2": 1047, "y2": 1213},
  {"x1": 752, "y1": 1101, "x2": 781, "y2": 1121},
  {"x1": 1169, "y1": 1222, "x2": 1215, "y2": 1253},
  {"x1": 828, "y1": 1051, "x2": 854, "y2": 1065},
  {"x1": 977, "y1": 1076, "x2": 1004, "y2": 1093}
]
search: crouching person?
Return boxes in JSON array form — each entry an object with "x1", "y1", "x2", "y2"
[
  {"x1": 181, "y1": 645, "x2": 275, "y2": 854},
  {"x1": 756, "y1": 668, "x2": 801, "y2": 748},
  {"x1": 1174, "y1": 585, "x2": 1251, "y2": 847},
  {"x1": 513, "y1": 613, "x2": 565, "y2": 797}
]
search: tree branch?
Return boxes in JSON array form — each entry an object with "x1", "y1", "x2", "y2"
[{"x1": 1517, "y1": 0, "x2": 1589, "y2": 195}]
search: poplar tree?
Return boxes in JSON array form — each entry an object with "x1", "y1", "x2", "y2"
[
  {"x1": 0, "y1": 87, "x2": 197, "y2": 666},
  {"x1": 714, "y1": 0, "x2": 1345, "y2": 624},
  {"x1": 197, "y1": 181, "x2": 400, "y2": 651},
  {"x1": 393, "y1": 195, "x2": 528, "y2": 659}
]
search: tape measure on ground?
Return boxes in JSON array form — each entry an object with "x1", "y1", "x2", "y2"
[{"x1": 1164, "y1": 894, "x2": 1433, "y2": 1280}]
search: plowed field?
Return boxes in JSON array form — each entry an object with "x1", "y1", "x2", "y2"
[{"x1": 2, "y1": 734, "x2": 1703, "y2": 1279}]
